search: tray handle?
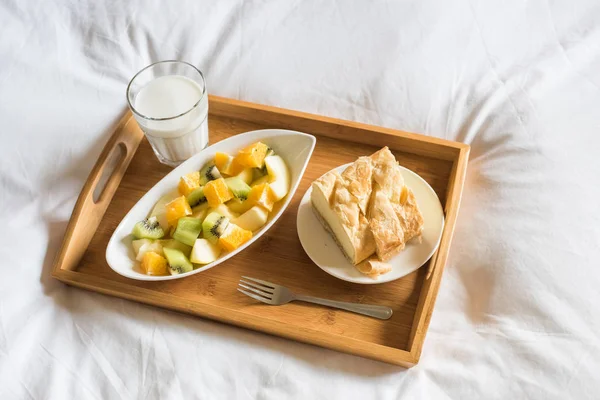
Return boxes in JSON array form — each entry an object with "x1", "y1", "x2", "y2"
[{"x1": 54, "y1": 112, "x2": 144, "y2": 273}]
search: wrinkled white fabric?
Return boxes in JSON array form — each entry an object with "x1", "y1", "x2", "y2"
[{"x1": 1, "y1": 0, "x2": 599, "y2": 399}]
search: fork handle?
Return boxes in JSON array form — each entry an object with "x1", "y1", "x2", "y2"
[{"x1": 295, "y1": 295, "x2": 393, "y2": 320}]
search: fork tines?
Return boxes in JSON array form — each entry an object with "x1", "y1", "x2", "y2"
[{"x1": 238, "y1": 276, "x2": 276, "y2": 304}]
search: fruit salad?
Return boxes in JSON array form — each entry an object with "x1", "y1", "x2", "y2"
[{"x1": 130, "y1": 141, "x2": 290, "y2": 276}]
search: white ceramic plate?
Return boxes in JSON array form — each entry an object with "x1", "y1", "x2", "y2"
[
  {"x1": 297, "y1": 164, "x2": 444, "y2": 284},
  {"x1": 106, "y1": 129, "x2": 316, "y2": 281}
]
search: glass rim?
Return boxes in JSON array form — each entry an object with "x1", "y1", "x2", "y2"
[{"x1": 126, "y1": 60, "x2": 207, "y2": 122}]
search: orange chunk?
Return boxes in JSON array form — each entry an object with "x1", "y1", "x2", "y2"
[
  {"x1": 204, "y1": 178, "x2": 233, "y2": 207},
  {"x1": 165, "y1": 195, "x2": 192, "y2": 227},
  {"x1": 234, "y1": 142, "x2": 269, "y2": 168},
  {"x1": 246, "y1": 183, "x2": 276, "y2": 211},
  {"x1": 214, "y1": 152, "x2": 230, "y2": 171},
  {"x1": 178, "y1": 171, "x2": 201, "y2": 196},
  {"x1": 141, "y1": 252, "x2": 168, "y2": 275},
  {"x1": 218, "y1": 223, "x2": 252, "y2": 252},
  {"x1": 214, "y1": 152, "x2": 244, "y2": 176}
]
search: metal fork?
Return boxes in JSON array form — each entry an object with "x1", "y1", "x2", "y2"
[{"x1": 238, "y1": 276, "x2": 393, "y2": 320}]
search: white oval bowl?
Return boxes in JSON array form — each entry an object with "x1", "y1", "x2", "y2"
[{"x1": 106, "y1": 129, "x2": 316, "y2": 281}]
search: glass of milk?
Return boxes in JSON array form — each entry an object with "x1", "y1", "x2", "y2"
[{"x1": 127, "y1": 61, "x2": 209, "y2": 167}]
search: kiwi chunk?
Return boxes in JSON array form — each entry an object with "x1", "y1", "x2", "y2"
[
  {"x1": 202, "y1": 212, "x2": 230, "y2": 244},
  {"x1": 172, "y1": 217, "x2": 203, "y2": 247},
  {"x1": 199, "y1": 164, "x2": 222, "y2": 185},
  {"x1": 160, "y1": 239, "x2": 192, "y2": 258},
  {"x1": 163, "y1": 247, "x2": 193, "y2": 275},
  {"x1": 187, "y1": 186, "x2": 207, "y2": 207},
  {"x1": 132, "y1": 217, "x2": 164, "y2": 240},
  {"x1": 224, "y1": 177, "x2": 251, "y2": 201}
]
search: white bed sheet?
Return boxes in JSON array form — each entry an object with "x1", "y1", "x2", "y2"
[{"x1": 1, "y1": 0, "x2": 599, "y2": 398}]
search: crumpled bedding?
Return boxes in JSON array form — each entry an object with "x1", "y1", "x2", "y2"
[{"x1": 1, "y1": 0, "x2": 599, "y2": 398}]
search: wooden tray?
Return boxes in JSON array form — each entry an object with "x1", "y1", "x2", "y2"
[{"x1": 52, "y1": 95, "x2": 469, "y2": 367}]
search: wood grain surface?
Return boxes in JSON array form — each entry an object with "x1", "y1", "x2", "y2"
[{"x1": 52, "y1": 96, "x2": 469, "y2": 367}]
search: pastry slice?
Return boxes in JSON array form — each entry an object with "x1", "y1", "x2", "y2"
[
  {"x1": 368, "y1": 189, "x2": 405, "y2": 261},
  {"x1": 370, "y1": 147, "x2": 404, "y2": 203},
  {"x1": 371, "y1": 146, "x2": 424, "y2": 243},
  {"x1": 340, "y1": 156, "x2": 372, "y2": 215},
  {"x1": 356, "y1": 258, "x2": 393, "y2": 278},
  {"x1": 311, "y1": 171, "x2": 376, "y2": 264},
  {"x1": 311, "y1": 146, "x2": 425, "y2": 276},
  {"x1": 393, "y1": 185, "x2": 424, "y2": 242}
]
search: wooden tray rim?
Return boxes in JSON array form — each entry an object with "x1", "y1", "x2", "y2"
[{"x1": 52, "y1": 95, "x2": 469, "y2": 367}]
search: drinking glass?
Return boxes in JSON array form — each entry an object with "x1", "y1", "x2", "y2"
[{"x1": 127, "y1": 60, "x2": 209, "y2": 167}]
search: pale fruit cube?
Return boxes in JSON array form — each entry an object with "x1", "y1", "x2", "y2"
[
  {"x1": 227, "y1": 198, "x2": 253, "y2": 214},
  {"x1": 265, "y1": 155, "x2": 290, "y2": 201},
  {"x1": 132, "y1": 238, "x2": 152, "y2": 256},
  {"x1": 191, "y1": 203, "x2": 209, "y2": 221},
  {"x1": 236, "y1": 168, "x2": 254, "y2": 185},
  {"x1": 134, "y1": 239, "x2": 164, "y2": 261},
  {"x1": 233, "y1": 206, "x2": 269, "y2": 232},
  {"x1": 190, "y1": 238, "x2": 222, "y2": 264},
  {"x1": 208, "y1": 203, "x2": 239, "y2": 221}
]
